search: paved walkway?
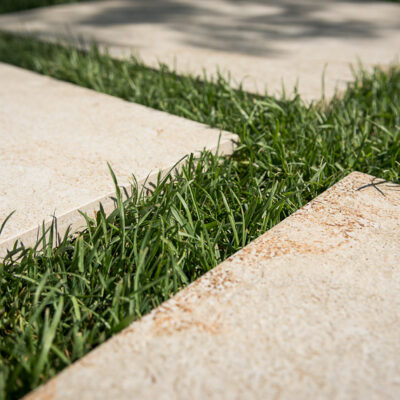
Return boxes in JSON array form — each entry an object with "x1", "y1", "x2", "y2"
[
  {"x1": 0, "y1": 63, "x2": 236, "y2": 254},
  {"x1": 0, "y1": 0, "x2": 399, "y2": 99},
  {"x1": 25, "y1": 172, "x2": 400, "y2": 400}
]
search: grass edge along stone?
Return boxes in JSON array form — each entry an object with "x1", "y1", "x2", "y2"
[
  {"x1": 1, "y1": 2, "x2": 399, "y2": 101},
  {"x1": 23, "y1": 171, "x2": 400, "y2": 400},
  {"x1": 0, "y1": 62, "x2": 237, "y2": 255},
  {"x1": 0, "y1": 32, "x2": 399, "y2": 399}
]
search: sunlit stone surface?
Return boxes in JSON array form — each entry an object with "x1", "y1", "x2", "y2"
[
  {"x1": 0, "y1": 63, "x2": 236, "y2": 254},
  {"x1": 0, "y1": 0, "x2": 399, "y2": 99},
  {"x1": 26, "y1": 172, "x2": 400, "y2": 400}
]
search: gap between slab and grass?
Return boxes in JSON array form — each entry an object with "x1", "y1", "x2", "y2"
[{"x1": 0, "y1": 32, "x2": 399, "y2": 399}]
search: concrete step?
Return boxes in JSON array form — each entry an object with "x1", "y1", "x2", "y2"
[
  {"x1": 0, "y1": 0, "x2": 399, "y2": 100},
  {"x1": 25, "y1": 171, "x2": 400, "y2": 400},
  {"x1": 0, "y1": 63, "x2": 236, "y2": 255}
]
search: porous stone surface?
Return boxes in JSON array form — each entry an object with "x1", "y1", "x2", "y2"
[
  {"x1": 0, "y1": 0, "x2": 399, "y2": 99},
  {"x1": 25, "y1": 172, "x2": 400, "y2": 400},
  {"x1": 0, "y1": 63, "x2": 236, "y2": 254}
]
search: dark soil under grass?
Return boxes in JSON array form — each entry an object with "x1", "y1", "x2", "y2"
[{"x1": 0, "y1": 32, "x2": 399, "y2": 399}]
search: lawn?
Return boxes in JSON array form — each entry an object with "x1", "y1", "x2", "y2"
[{"x1": 0, "y1": 31, "x2": 399, "y2": 399}]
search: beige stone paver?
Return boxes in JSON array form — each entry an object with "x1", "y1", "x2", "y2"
[
  {"x1": 0, "y1": 0, "x2": 399, "y2": 99},
  {"x1": 25, "y1": 172, "x2": 400, "y2": 400},
  {"x1": 0, "y1": 63, "x2": 236, "y2": 254}
]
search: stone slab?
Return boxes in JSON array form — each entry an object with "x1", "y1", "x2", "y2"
[
  {"x1": 0, "y1": 63, "x2": 236, "y2": 254},
  {"x1": 25, "y1": 172, "x2": 400, "y2": 400},
  {"x1": 0, "y1": 0, "x2": 399, "y2": 100}
]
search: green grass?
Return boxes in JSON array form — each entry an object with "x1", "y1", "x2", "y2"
[
  {"x1": 0, "y1": 0, "x2": 87, "y2": 14},
  {"x1": 0, "y1": 31, "x2": 399, "y2": 399}
]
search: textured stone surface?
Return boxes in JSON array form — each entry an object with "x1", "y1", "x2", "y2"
[
  {"x1": 25, "y1": 172, "x2": 400, "y2": 400},
  {"x1": 0, "y1": 63, "x2": 236, "y2": 254},
  {"x1": 0, "y1": 0, "x2": 399, "y2": 99}
]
